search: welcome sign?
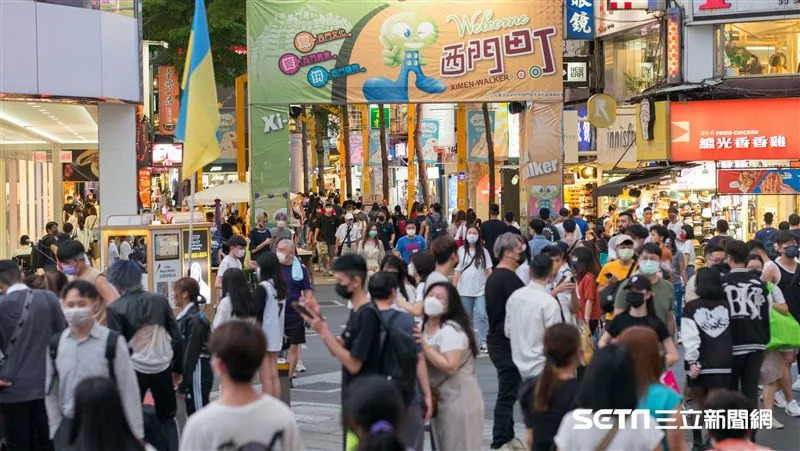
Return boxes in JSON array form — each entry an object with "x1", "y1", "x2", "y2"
[{"x1": 247, "y1": 0, "x2": 563, "y2": 104}]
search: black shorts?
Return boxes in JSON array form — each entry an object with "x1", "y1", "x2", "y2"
[{"x1": 284, "y1": 316, "x2": 306, "y2": 345}]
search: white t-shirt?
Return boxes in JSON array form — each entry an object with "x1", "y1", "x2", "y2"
[
  {"x1": 424, "y1": 320, "x2": 468, "y2": 353},
  {"x1": 455, "y1": 247, "x2": 493, "y2": 297},
  {"x1": 260, "y1": 280, "x2": 286, "y2": 353},
  {"x1": 681, "y1": 240, "x2": 697, "y2": 267},
  {"x1": 217, "y1": 254, "x2": 243, "y2": 281},
  {"x1": 179, "y1": 395, "x2": 301, "y2": 451},
  {"x1": 335, "y1": 222, "x2": 362, "y2": 245},
  {"x1": 516, "y1": 262, "x2": 531, "y2": 285},
  {"x1": 554, "y1": 410, "x2": 663, "y2": 451}
]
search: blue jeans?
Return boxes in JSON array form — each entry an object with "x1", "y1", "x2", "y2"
[
  {"x1": 674, "y1": 282, "x2": 685, "y2": 332},
  {"x1": 462, "y1": 295, "x2": 488, "y2": 346}
]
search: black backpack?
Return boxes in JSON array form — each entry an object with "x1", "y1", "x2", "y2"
[
  {"x1": 428, "y1": 215, "x2": 448, "y2": 241},
  {"x1": 50, "y1": 329, "x2": 120, "y2": 382},
  {"x1": 372, "y1": 306, "x2": 418, "y2": 406},
  {"x1": 30, "y1": 238, "x2": 54, "y2": 270},
  {"x1": 599, "y1": 259, "x2": 637, "y2": 313}
]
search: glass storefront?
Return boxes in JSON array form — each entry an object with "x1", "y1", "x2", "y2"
[
  {"x1": 2, "y1": 153, "x2": 56, "y2": 257},
  {"x1": 721, "y1": 19, "x2": 800, "y2": 76},
  {"x1": 603, "y1": 22, "x2": 664, "y2": 100}
]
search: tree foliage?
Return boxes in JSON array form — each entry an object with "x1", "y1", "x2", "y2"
[{"x1": 142, "y1": 0, "x2": 246, "y2": 87}]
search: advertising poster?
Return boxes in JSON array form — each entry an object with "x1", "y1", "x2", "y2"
[
  {"x1": 157, "y1": 66, "x2": 179, "y2": 135},
  {"x1": 250, "y1": 104, "x2": 290, "y2": 224},
  {"x1": 62, "y1": 149, "x2": 100, "y2": 182},
  {"x1": 350, "y1": 131, "x2": 364, "y2": 165},
  {"x1": 182, "y1": 229, "x2": 212, "y2": 301},
  {"x1": 153, "y1": 232, "x2": 182, "y2": 304},
  {"x1": 369, "y1": 128, "x2": 387, "y2": 164},
  {"x1": 520, "y1": 103, "x2": 563, "y2": 222},
  {"x1": 138, "y1": 168, "x2": 152, "y2": 209},
  {"x1": 420, "y1": 119, "x2": 440, "y2": 164},
  {"x1": 671, "y1": 99, "x2": 800, "y2": 162},
  {"x1": 467, "y1": 109, "x2": 493, "y2": 163},
  {"x1": 493, "y1": 106, "x2": 509, "y2": 160},
  {"x1": 718, "y1": 169, "x2": 800, "y2": 195},
  {"x1": 218, "y1": 112, "x2": 237, "y2": 160},
  {"x1": 247, "y1": 0, "x2": 563, "y2": 104},
  {"x1": 290, "y1": 133, "x2": 304, "y2": 193}
]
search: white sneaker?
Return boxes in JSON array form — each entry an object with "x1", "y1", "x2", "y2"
[
  {"x1": 775, "y1": 390, "x2": 788, "y2": 408},
  {"x1": 297, "y1": 361, "x2": 307, "y2": 373},
  {"x1": 793, "y1": 378, "x2": 800, "y2": 392},
  {"x1": 786, "y1": 399, "x2": 800, "y2": 417},
  {"x1": 772, "y1": 417, "x2": 784, "y2": 429}
]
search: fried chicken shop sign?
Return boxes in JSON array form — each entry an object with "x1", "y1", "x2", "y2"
[{"x1": 669, "y1": 99, "x2": 800, "y2": 161}]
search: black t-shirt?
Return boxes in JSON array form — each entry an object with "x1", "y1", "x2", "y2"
[
  {"x1": 484, "y1": 268, "x2": 525, "y2": 345},
  {"x1": 520, "y1": 377, "x2": 579, "y2": 451},
  {"x1": 341, "y1": 303, "x2": 382, "y2": 397},
  {"x1": 248, "y1": 227, "x2": 272, "y2": 259},
  {"x1": 481, "y1": 219, "x2": 510, "y2": 262},
  {"x1": 606, "y1": 312, "x2": 669, "y2": 341},
  {"x1": 378, "y1": 221, "x2": 394, "y2": 251},
  {"x1": 316, "y1": 215, "x2": 340, "y2": 245},
  {"x1": 39, "y1": 234, "x2": 58, "y2": 266}
]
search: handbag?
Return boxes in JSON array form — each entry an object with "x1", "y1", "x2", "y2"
[
  {"x1": 766, "y1": 309, "x2": 800, "y2": 350},
  {"x1": 578, "y1": 320, "x2": 595, "y2": 366}
]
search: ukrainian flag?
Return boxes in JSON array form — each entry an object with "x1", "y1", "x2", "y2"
[{"x1": 176, "y1": 0, "x2": 220, "y2": 179}]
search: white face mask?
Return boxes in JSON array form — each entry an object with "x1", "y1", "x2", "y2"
[
  {"x1": 406, "y1": 229, "x2": 416, "y2": 237},
  {"x1": 276, "y1": 251, "x2": 289, "y2": 265},
  {"x1": 466, "y1": 234, "x2": 479, "y2": 244},
  {"x1": 63, "y1": 307, "x2": 93, "y2": 327},
  {"x1": 423, "y1": 296, "x2": 445, "y2": 316},
  {"x1": 235, "y1": 249, "x2": 246, "y2": 259},
  {"x1": 277, "y1": 220, "x2": 286, "y2": 228},
  {"x1": 408, "y1": 263, "x2": 417, "y2": 278}
]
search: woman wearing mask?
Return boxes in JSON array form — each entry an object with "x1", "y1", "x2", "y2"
[
  {"x1": 358, "y1": 223, "x2": 385, "y2": 276},
  {"x1": 253, "y1": 252, "x2": 288, "y2": 397},
  {"x1": 571, "y1": 247, "x2": 602, "y2": 335},
  {"x1": 173, "y1": 277, "x2": 212, "y2": 416},
  {"x1": 519, "y1": 324, "x2": 580, "y2": 451},
  {"x1": 399, "y1": 252, "x2": 436, "y2": 318},
  {"x1": 450, "y1": 210, "x2": 467, "y2": 246},
  {"x1": 618, "y1": 326, "x2": 686, "y2": 451},
  {"x1": 453, "y1": 225, "x2": 492, "y2": 353},
  {"x1": 290, "y1": 195, "x2": 305, "y2": 247},
  {"x1": 415, "y1": 282, "x2": 483, "y2": 450},
  {"x1": 212, "y1": 268, "x2": 259, "y2": 329},
  {"x1": 554, "y1": 345, "x2": 664, "y2": 450},
  {"x1": 680, "y1": 225, "x2": 697, "y2": 279},
  {"x1": 667, "y1": 231, "x2": 688, "y2": 335}
]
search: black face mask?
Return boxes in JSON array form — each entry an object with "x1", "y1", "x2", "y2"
[
  {"x1": 517, "y1": 251, "x2": 527, "y2": 266},
  {"x1": 378, "y1": 216, "x2": 385, "y2": 223},
  {"x1": 626, "y1": 291, "x2": 645, "y2": 308},
  {"x1": 335, "y1": 283, "x2": 353, "y2": 299}
]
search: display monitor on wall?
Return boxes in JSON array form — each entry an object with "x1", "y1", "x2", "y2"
[
  {"x1": 154, "y1": 233, "x2": 180, "y2": 260},
  {"x1": 152, "y1": 143, "x2": 183, "y2": 167}
]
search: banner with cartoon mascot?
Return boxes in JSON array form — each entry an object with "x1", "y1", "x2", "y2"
[{"x1": 247, "y1": 0, "x2": 563, "y2": 104}]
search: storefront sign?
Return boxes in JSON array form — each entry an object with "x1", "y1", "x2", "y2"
[
  {"x1": 609, "y1": 0, "x2": 664, "y2": 9},
  {"x1": 676, "y1": 162, "x2": 716, "y2": 191},
  {"x1": 157, "y1": 66, "x2": 179, "y2": 135},
  {"x1": 577, "y1": 105, "x2": 592, "y2": 152},
  {"x1": 596, "y1": 2, "x2": 656, "y2": 37},
  {"x1": 370, "y1": 106, "x2": 390, "y2": 129},
  {"x1": 33, "y1": 151, "x2": 47, "y2": 163},
  {"x1": 467, "y1": 109, "x2": 493, "y2": 162},
  {"x1": 597, "y1": 105, "x2": 637, "y2": 164},
  {"x1": 666, "y1": 8, "x2": 681, "y2": 84},
  {"x1": 670, "y1": 99, "x2": 800, "y2": 161},
  {"x1": 521, "y1": 103, "x2": 563, "y2": 222},
  {"x1": 248, "y1": 1, "x2": 563, "y2": 104},
  {"x1": 152, "y1": 143, "x2": 183, "y2": 167},
  {"x1": 566, "y1": 0, "x2": 594, "y2": 40},
  {"x1": 181, "y1": 229, "x2": 211, "y2": 299},
  {"x1": 563, "y1": 56, "x2": 589, "y2": 88},
  {"x1": 420, "y1": 119, "x2": 440, "y2": 164},
  {"x1": 718, "y1": 168, "x2": 800, "y2": 195},
  {"x1": 636, "y1": 100, "x2": 669, "y2": 161},
  {"x1": 693, "y1": 0, "x2": 800, "y2": 20},
  {"x1": 564, "y1": 109, "x2": 579, "y2": 164},
  {"x1": 62, "y1": 149, "x2": 100, "y2": 182},
  {"x1": 138, "y1": 168, "x2": 152, "y2": 209},
  {"x1": 60, "y1": 151, "x2": 72, "y2": 163},
  {"x1": 587, "y1": 94, "x2": 617, "y2": 128}
]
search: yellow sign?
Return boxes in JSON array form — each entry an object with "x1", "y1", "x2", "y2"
[
  {"x1": 587, "y1": 94, "x2": 617, "y2": 128},
  {"x1": 636, "y1": 100, "x2": 670, "y2": 161}
]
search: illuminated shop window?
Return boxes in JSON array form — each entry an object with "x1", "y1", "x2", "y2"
[{"x1": 722, "y1": 19, "x2": 800, "y2": 76}]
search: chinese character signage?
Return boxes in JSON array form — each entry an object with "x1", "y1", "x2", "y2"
[
  {"x1": 247, "y1": 1, "x2": 563, "y2": 104},
  {"x1": 718, "y1": 169, "x2": 800, "y2": 195},
  {"x1": 670, "y1": 99, "x2": 800, "y2": 161},
  {"x1": 566, "y1": 0, "x2": 593, "y2": 40},
  {"x1": 157, "y1": 66, "x2": 179, "y2": 135}
]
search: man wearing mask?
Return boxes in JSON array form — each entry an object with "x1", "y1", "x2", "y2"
[
  {"x1": 314, "y1": 203, "x2": 340, "y2": 276},
  {"x1": 483, "y1": 233, "x2": 526, "y2": 450},
  {"x1": 376, "y1": 212, "x2": 395, "y2": 252},
  {"x1": 46, "y1": 280, "x2": 143, "y2": 449},
  {"x1": 606, "y1": 211, "x2": 634, "y2": 261},
  {"x1": 271, "y1": 212, "x2": 293, "y2": 245},
  {"x1": 542, "y1": 244, "x2": 579, "y2": 325},
  {"x1": 642, "y1": 206, "x2": 656, "y2": 230},
  {"x1": 56, "y1": 240, "x2": 118, "y2": 319},
  {"x1": 248, "y1": 213, "x2": 272, "y2": 262},
  {"x1": 215, "y1": 236, "x2": 246, "y2": 294},
  {"x1": 613, "y1": 243, "x2": 676, "y2": 336},
  {"x1": 684, "y1": 244, "x2": 728, "y2": 304},
  {"x1": 394, "y1": 223, "x2": 427, "y2": 263},
  {"x1": 597, "y1": 235, "x2": 637, "y2": 307},
  {"x1": 276, "y1": 239, "x2": 314, "y2": 381},
  {"x1": 335, "y1": 213, "x2": 362, "y2": 258},
  {"x1": 0, "y1": 260, "x2": 67, "y2": 450}
]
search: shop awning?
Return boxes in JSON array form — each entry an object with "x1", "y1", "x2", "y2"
[
  {"x1": 193, "y1": 182, "x2": 250, "y2": 204},
  {"x1": 593, "y1": 168, "x2": 675, "y2": 197}
]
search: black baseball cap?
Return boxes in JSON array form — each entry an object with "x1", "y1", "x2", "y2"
[{"x1": 626, "y1": 274, "x2": 652, "y2": 291}]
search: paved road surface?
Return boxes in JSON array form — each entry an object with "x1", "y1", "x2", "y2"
[{"x1": 210, "y1": 276, "x2": 800, "y2": 450}]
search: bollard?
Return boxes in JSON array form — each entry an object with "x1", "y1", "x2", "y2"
[{"x1": 278, "y1": 361, "x2": 291, "y2": 406}]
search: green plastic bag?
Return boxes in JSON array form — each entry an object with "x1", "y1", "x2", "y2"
[{"x1": 766, "y1": 310, "x2": 800, "y2": 350}]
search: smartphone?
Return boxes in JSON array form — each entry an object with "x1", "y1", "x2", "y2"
[{"x1": 292, "y1": 301, "x2": 320, "y2": 319}]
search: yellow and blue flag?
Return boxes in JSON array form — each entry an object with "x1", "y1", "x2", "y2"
[{"x1": 176, "y1": 0, "x2": 220, "y2": 179}]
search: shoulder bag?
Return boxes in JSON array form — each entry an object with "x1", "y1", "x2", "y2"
[
  {"x1": 599, "y1": 259, "x2": 637, "y2": 313},
  {"x1": 0, "y1": 290, "x2": 34, "y2": 379}
]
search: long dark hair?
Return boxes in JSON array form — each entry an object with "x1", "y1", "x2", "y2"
[
  {"x1": 571, "y1": 246, "x2": 599, "y2": 281},
  {"x1": 68, "y1": 377, "x2": 144, "y2": 451},
  {"x1": 174, "y1": 277, "x2": 207, "y2": 305},
  {"x1": 423, "y1": 282, "x2": 478, "y2": 357},
  {"x1": 460, "y1": 225, "x2": 487, "y2": 270},
  {"x1": 222, "y1": 268, "x2": 258, "y2": 318},
  {"x1": 575, "y1": 344, "x2": 638, "y2": 411},
  {"x1": 258, "y1": 251, "x2": 288, "y2": 301},
  {"x1": 409, "y1": 252, "x2": 435, "y2": 284},
  {"x1": 534, "y1": 324, "x2": 580, "y2": 412},
  {"x1": 362, "y1": 222, "x2": 381, "y2": 247},
  {"x1": 343, "y1": 375, "x2": 406, "y2": 451},
  {"x1": 379, "y1": 255, "x2": 413, "y2": 302}
]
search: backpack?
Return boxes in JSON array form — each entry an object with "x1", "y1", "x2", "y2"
[
  {"x1": 50, "y1": 329, "x2": 120, "y2": 383},
  {"x1": 31, "y1": 238, "x2": 55, "y2": 270},
  {"x1": 372, "y1": 306, "x2": 418, "y2": 406},
  {"x1": 428, "y1": 215, "x2": 448, "y2": 241}
]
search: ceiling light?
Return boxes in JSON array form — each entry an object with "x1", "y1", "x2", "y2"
[
  {"x1": 0, "y1": 111, "x2": 63, "y2": 142},
  {"x1": 31, "y1": 104, "x2": 40, "y2": 109}
]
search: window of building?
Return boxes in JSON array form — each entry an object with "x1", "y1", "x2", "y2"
[
  {"x1": 721, "y1": 19, "x2": 800, "y2": 76},
  {"x1": 603, "y1": 22, "x2": 664, "y2": 100}
]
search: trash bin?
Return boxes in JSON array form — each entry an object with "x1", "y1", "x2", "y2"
[{"x1": 278, "y1": 361, "x2": 291, "y2": 406}]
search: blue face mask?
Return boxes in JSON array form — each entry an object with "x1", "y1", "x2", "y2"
[
  {"x1": 785, "y1": 246, "x2": 799, "y2": 259},
  {"x1": 638, "y1": 260, "x2": 660, "y2": 276},
  {"x1": 61, "y1": 264, "x2": 78, "y2": 276}
]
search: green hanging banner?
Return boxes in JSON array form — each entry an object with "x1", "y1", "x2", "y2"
[{"x1": 250, "y1": 104, "x2": 291, "y2": 223}]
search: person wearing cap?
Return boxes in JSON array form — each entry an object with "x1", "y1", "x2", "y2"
[
  {"x1": 542, "y1": 244, "x2": 579, "y2": 325},
  {"x1": 270, "y1": 212, "x2": 294, "y2": 246},
  {"x1": 598, "y1": 273, "x2": 679, "y2": 368},
  {"x1": 613, "y1": 243, "x2": 677, "y2": 337},
  {"x1": 596, "y1": 234, "x2": 637, "y2": 313},
  {"x1": 56, "y1": 240, "x2": 118, "y2": 323},
  {"x1": 335, "y1": 212, "x2": 362, "y2": 258}
]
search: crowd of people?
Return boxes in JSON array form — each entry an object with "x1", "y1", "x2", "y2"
[{"x1": 1, "y1": 194, "x2": 799, "y2": 451}]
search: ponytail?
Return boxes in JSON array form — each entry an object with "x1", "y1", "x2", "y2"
[
  {"x1": 532, "y1": 324, "x2": 581, "y2": 412},
  {"x1": 357, "y1": 420, "x2": 404, "y2": 451},
  {"x1": 533, "y1": 358, "x2": 558, "y2": 412},
  {"x1": 174, "y1": 277, "x2": 205, "y2": 306}
]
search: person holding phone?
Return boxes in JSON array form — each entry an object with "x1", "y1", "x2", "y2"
[{"x1": 542, "y1": 244, "x2": 579, "y2": 325}]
